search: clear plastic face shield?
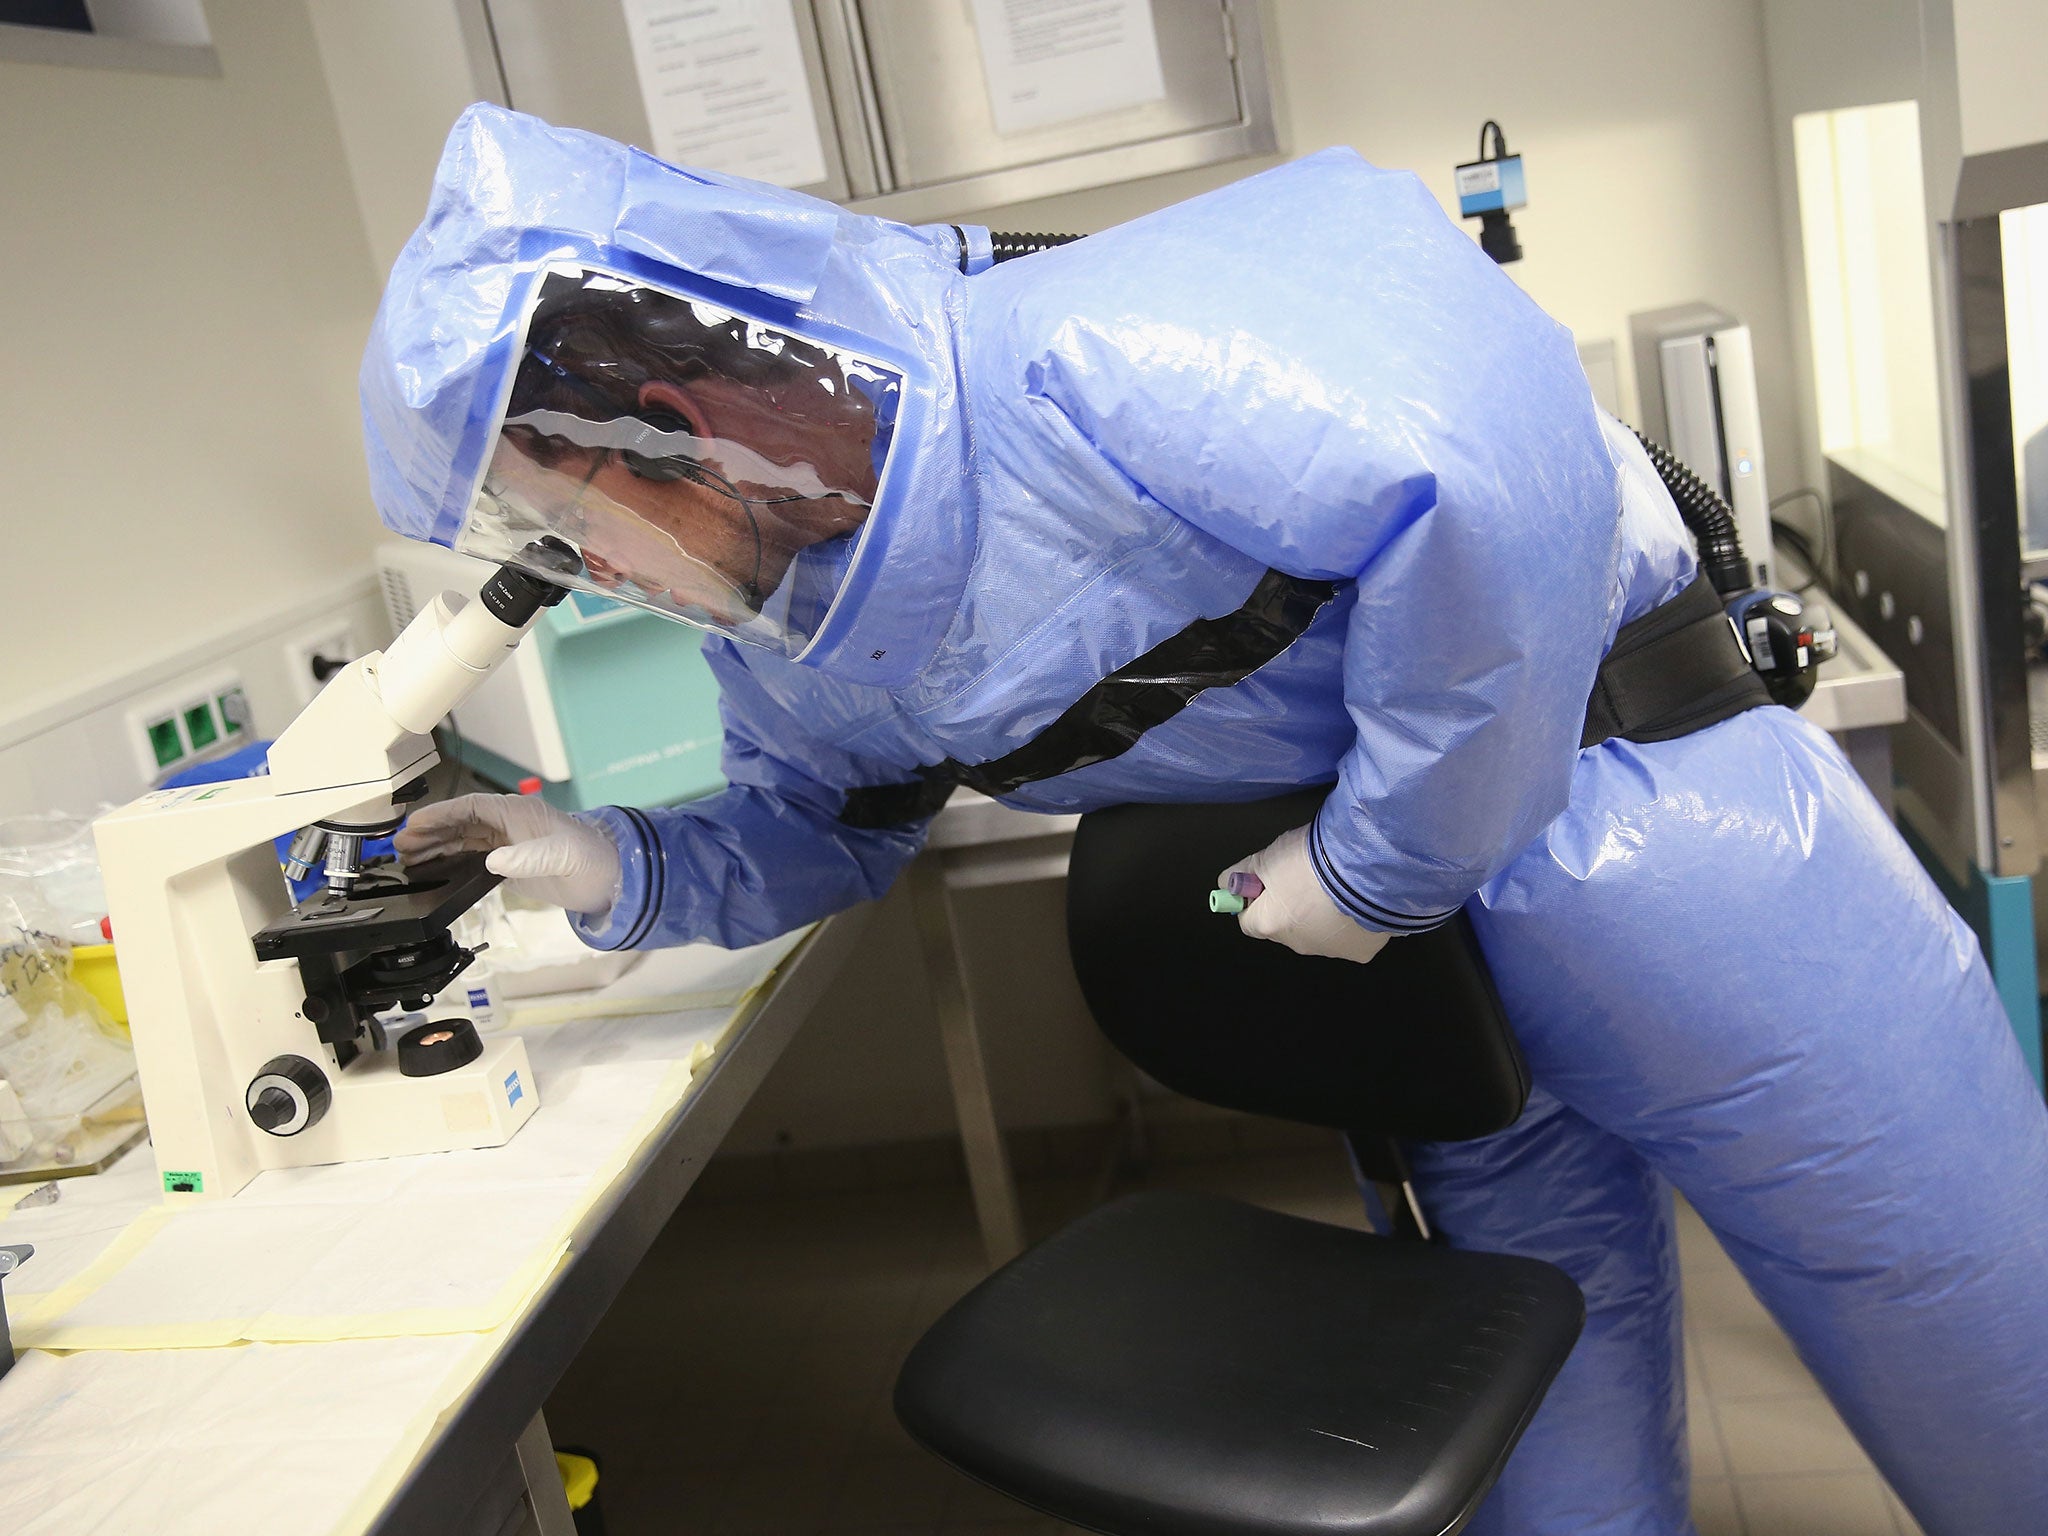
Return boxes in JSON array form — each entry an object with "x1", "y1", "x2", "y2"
[{"x1": 464, "y1": 267, "x2": 902, "y2": 656}]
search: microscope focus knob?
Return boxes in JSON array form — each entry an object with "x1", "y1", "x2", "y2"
[
  {"x1": 245, "y1": 1055, "x2": 332, "y2": 1137},
  {"x1": 249, "y1": 1087, "x2": 296, "y2": 1132}
]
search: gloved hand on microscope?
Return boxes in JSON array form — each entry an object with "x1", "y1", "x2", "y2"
[{"x1": 396, "y1": 795, "x2": 623, "y2": 919}]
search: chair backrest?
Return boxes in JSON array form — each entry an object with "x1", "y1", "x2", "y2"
[{"x1": 1064, "y1": 787, "x2": 1528, "y2": 1142}]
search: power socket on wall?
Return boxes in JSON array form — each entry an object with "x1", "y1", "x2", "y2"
[
  {"x1": 124, "y1": 672, "x2": 253, "y2": 784},
  {"x1": 0, "y1": 573, "x2": 391, "y2": 821},
  {"x1": 282, "y1": 625, "x2": 362, "y2": 708}
]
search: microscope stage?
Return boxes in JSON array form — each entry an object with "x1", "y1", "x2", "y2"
[{"x1": 251, "y1": 853, "x2": 502, "y2": 961}]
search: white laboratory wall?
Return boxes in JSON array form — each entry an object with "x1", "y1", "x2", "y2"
[
  {"x1": 0, "y1": 579, "x2": 391, "y2": 821},
  {"x1": 301, "y1": 0, "x2": 491, "y2": 280},
  {"x1": 0, "y1": 0, "x2": 387, "y2": 727},
  {"x1": 968, "y1": 0, "x2": 1802, "y2": 490},
  {"x1": 1950, "y1": 0, "x2": 2048, "y2": 161}
]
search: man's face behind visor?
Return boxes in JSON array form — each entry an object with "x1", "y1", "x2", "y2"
[{"x1": 464, "y1": 268, "x2": 901, "y2": 656}]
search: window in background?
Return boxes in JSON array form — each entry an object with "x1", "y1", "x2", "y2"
[
  {"x1": 1794, "y1": 100, "x2": 1948, "y2": 525},
  {"x1": 2004, "y1": 203, "x2": 2048, "y2": 555}
]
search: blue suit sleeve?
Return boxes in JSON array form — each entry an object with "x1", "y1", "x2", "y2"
[
  {"x1": 571, "y1": 641, "x2": 930, "y2": 950},
  {"x1": 1011, "y1": 151, "x2": 1623, "y2": 928}
]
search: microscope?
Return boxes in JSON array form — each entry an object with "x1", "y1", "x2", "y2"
[{"x1": 95, "y1": 552, "x2": 573, "y2": 1202}]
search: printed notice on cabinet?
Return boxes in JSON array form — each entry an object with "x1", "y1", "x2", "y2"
[
  {"x1": 622, "y1": 0, "x2": 828, "y2": 188},
  {"x1": 970, "y1": 0, "x2": 1167, "y2": 136}
]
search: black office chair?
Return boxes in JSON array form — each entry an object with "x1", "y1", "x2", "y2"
[{"x1": 894, "y1": 787, "x2": 1583, "y2": 1536}]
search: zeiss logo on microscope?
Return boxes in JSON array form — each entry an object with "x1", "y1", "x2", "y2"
[{"x1": 504, "y1": 1070, "x2": 524, "y2": 1108}]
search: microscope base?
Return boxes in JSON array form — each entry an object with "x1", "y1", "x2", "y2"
[
  {"x1": 163, "y1": 1035, "x2": 540, "y2": 1202},
  {"x1": 317, "y1": 1034, "x2": 538, "y2": 1167}
]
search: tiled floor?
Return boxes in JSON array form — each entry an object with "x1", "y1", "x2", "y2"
[{"x1": 546, "y1": 1139, "x2": 1926, "y2": 1535}]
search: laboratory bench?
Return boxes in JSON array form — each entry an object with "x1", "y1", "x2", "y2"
[
  {"x1": 374, "y1": 910, "x2": 867, "y2": 1536},
  {"x1": 0, "y1": 907, "x2": 869, "y2": 1536}
]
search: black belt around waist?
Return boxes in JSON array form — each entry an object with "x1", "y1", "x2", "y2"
[
  {"x1": 840, "y1": 569, "x2": 1767, "y2": 830},
  {"x1": 841, "y1": 569, "x2": 1342, "y2": 829},
  {"x1": 1579, "y1": 573, "x2": 1770, "y2": 749}
]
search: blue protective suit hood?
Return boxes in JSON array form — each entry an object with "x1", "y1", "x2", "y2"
[{"x1": 362, "y1": 103, "x2": 976, "y2": 686}]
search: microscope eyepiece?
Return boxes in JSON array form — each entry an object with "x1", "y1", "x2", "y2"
[
  {"x1": 478, "y1": 538, "x2": 580, "y2": 625},
  {"x1": 480, "y1": 562, "x2": 568, "y2": 626}
]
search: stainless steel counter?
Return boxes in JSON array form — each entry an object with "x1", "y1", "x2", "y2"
[
  {"x1": 1778, "y1": 549, "x2": 1908, "y2": 815},
  {"x1": 1801, "y1": 599, "x2": 1907, "y2": 734}
]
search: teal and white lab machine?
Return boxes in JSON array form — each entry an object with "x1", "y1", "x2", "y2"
[{"x1": 376, "y1": 541, "x2": 725, "y2": 810}]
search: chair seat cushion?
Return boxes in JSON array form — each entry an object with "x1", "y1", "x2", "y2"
[{"x1": 895, "y1": 1191, "x2": 1583, "y2": 1536}]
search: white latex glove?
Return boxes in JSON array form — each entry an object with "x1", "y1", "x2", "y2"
[
  {"x1": 1220, "y1": 824, "x2": 1391, "y2": 965},
  {"x1": 394, "y1": 793, "x2": 622, "y2": 918}
]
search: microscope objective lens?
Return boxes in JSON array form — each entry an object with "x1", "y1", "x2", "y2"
[{"x1": 324, "y1": 831, "x2": 365, "y2": 889}]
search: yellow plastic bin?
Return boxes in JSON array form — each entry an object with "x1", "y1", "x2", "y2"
[
  {"x1": 554, "y1": 1447, "x2": 605, "y2": 1534},
  {"x1": 69, "y1": 944, "x2": 128, "y2": 1032}
]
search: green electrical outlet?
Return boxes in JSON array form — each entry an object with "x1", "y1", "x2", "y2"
[
  {"x1": 147, "y1": 717, "x2": 183, "y2": 769},
  {"x1": 183, "y1": 703, "x2": 219, "y2": 751},
  {"x1": 131, "y1": 671, "x2": 247, "y2": 782}
]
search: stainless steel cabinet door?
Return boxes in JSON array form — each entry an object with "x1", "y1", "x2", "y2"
[
  {"x1": 852, "y1": 0, "x2": 1242, "y2": 189},
  {"x1": 481, "y1": 0, "x2": 855, "y2": 200}
]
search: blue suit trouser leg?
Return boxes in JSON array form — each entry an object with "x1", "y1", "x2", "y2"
[
  {"x1": 1408, "y1": 1090, "x2": 1695, "y2": 1536},
  {"x1": 1447, "y1": 712, "x2": 2048, "y2": 1536}
]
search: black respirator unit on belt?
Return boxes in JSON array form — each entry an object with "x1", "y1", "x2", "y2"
[
  {"x1": 1725, "y1": 588, "x2": 1834, "y2": 708},
  {"x1": 1630, "y1": 429, "x2": 1837, "y2": 709}
]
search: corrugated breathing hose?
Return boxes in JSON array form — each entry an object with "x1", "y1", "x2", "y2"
[
  {"x1": 1629, "y1": 427, "x2": 1753, "y2": 597},
  {"x1": 988, "y1": 232, "x2": 1085, "y2": 262}
]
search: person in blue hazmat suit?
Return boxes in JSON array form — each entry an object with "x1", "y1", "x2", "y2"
[{"x1": 373, "y1": 105, "x2": 2048, "y2": 1535}]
